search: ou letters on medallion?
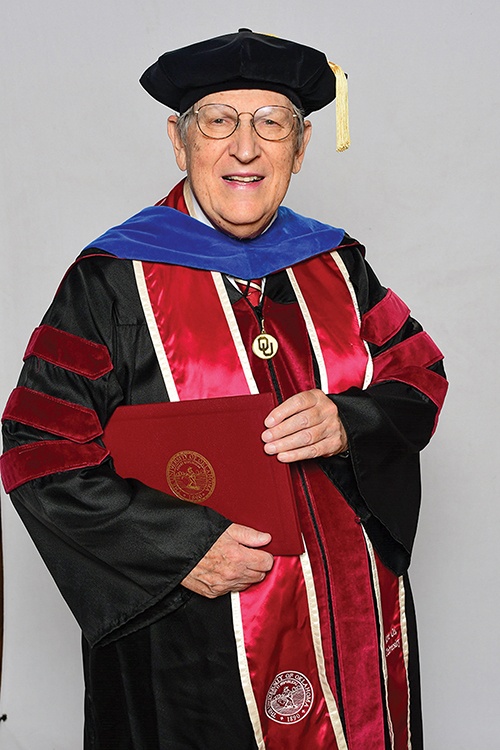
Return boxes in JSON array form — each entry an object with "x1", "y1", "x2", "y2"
[{"x1": 252, "y1": 332, "x2": 279, "y2": 360}]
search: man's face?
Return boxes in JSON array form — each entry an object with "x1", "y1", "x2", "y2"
[{"x1": 168, "y1": 89, "x2": 312, "y2": 239}]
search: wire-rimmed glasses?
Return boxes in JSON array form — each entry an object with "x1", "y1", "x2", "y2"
[{"x1": 194, "y1": 103, "x2": 297, "y2": 141}]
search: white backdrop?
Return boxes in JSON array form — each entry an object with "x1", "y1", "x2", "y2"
[{"x1": 1, "y1": 1, "x2": 499, "y2": 748}]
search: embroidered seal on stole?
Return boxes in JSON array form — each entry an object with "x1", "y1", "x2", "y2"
[{"x1": 265, "y1": 671, "x2": 314, "y2": 724}]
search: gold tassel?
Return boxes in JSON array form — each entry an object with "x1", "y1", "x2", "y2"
[
  {"x1": 256, "y1": 33, "x2": 350, "y2": 152},
  {"x1": 328, "y1": 62, "x2": 350, "y2": 152}
]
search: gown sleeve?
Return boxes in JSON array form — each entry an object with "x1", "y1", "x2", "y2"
[
  {"x1": 324, "y1": 243, "x2": 448, "y2": 573},
  {"x1": 1, "y1": 254, "x2": 231, "y2": 647}
]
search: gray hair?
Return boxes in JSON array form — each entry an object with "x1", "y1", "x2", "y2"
[{"x1": 175, "y1": 101, "x2": 306, "y2": 151}]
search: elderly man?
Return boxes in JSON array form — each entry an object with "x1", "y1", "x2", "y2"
[{"x1": 1, "y1": 30, "x2": 447, "y2": 750}]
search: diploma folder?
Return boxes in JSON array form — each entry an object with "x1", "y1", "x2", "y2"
[{"x1": 103, "y1": 392, "x2": 303, "y2": 555}]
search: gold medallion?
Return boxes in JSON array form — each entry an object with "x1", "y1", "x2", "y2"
[
  {"x1": 252, "y1": 332, "x2": 279, "y2": 360},
  {"x1": 166, "y1": 450, "x2": 216, "y2": 503}
]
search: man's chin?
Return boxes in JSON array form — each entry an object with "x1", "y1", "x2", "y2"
[{"x1": 210, "y1": 214, "x2": 274, "y2": 240}]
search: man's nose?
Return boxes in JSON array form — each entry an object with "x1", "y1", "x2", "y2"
[{"x1": 228, "y1": 115, "x2": 261, "y2": 161}]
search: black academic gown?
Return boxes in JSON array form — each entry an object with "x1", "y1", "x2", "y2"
[{"x1": 2, "y1": 236, "x2": 446, "y2": 749}]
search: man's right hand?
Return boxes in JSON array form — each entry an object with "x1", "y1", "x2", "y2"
[{"x1": 181, "y1": 523, "x2": 274, "y2": 598}]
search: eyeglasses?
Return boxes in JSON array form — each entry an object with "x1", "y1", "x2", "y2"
[{"x1": 194, "y1": 103, "x2": 297, "y2": 141}]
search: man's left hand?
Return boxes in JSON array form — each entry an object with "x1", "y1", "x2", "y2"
[{"x1": 261, "y1": 389, "x2": 348, "y2": 462}]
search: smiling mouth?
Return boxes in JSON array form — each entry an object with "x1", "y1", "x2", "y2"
[{"x1": 223, "y1": 175, "x2": 264, "y2": 183}]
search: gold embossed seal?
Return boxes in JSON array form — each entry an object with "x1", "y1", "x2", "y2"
[{"x1": 166, "y1": 450, "x2": 216, "y2": 503}]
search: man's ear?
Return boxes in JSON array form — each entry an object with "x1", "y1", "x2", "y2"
[
  {"x1": 167, "y1": 115, "x2": 187, "y2": 171},
  {"x1": 292, "y1": 120, "x2": 312, "y2": 175}
]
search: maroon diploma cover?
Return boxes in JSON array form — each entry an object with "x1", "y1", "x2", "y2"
[{"x1": 103, "y1": 392, "x2": 303, "y2": 555}]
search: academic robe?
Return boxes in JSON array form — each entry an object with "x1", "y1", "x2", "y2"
[{"x1": 1, "y1": 183, "x2": 447, "y2": 750}]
